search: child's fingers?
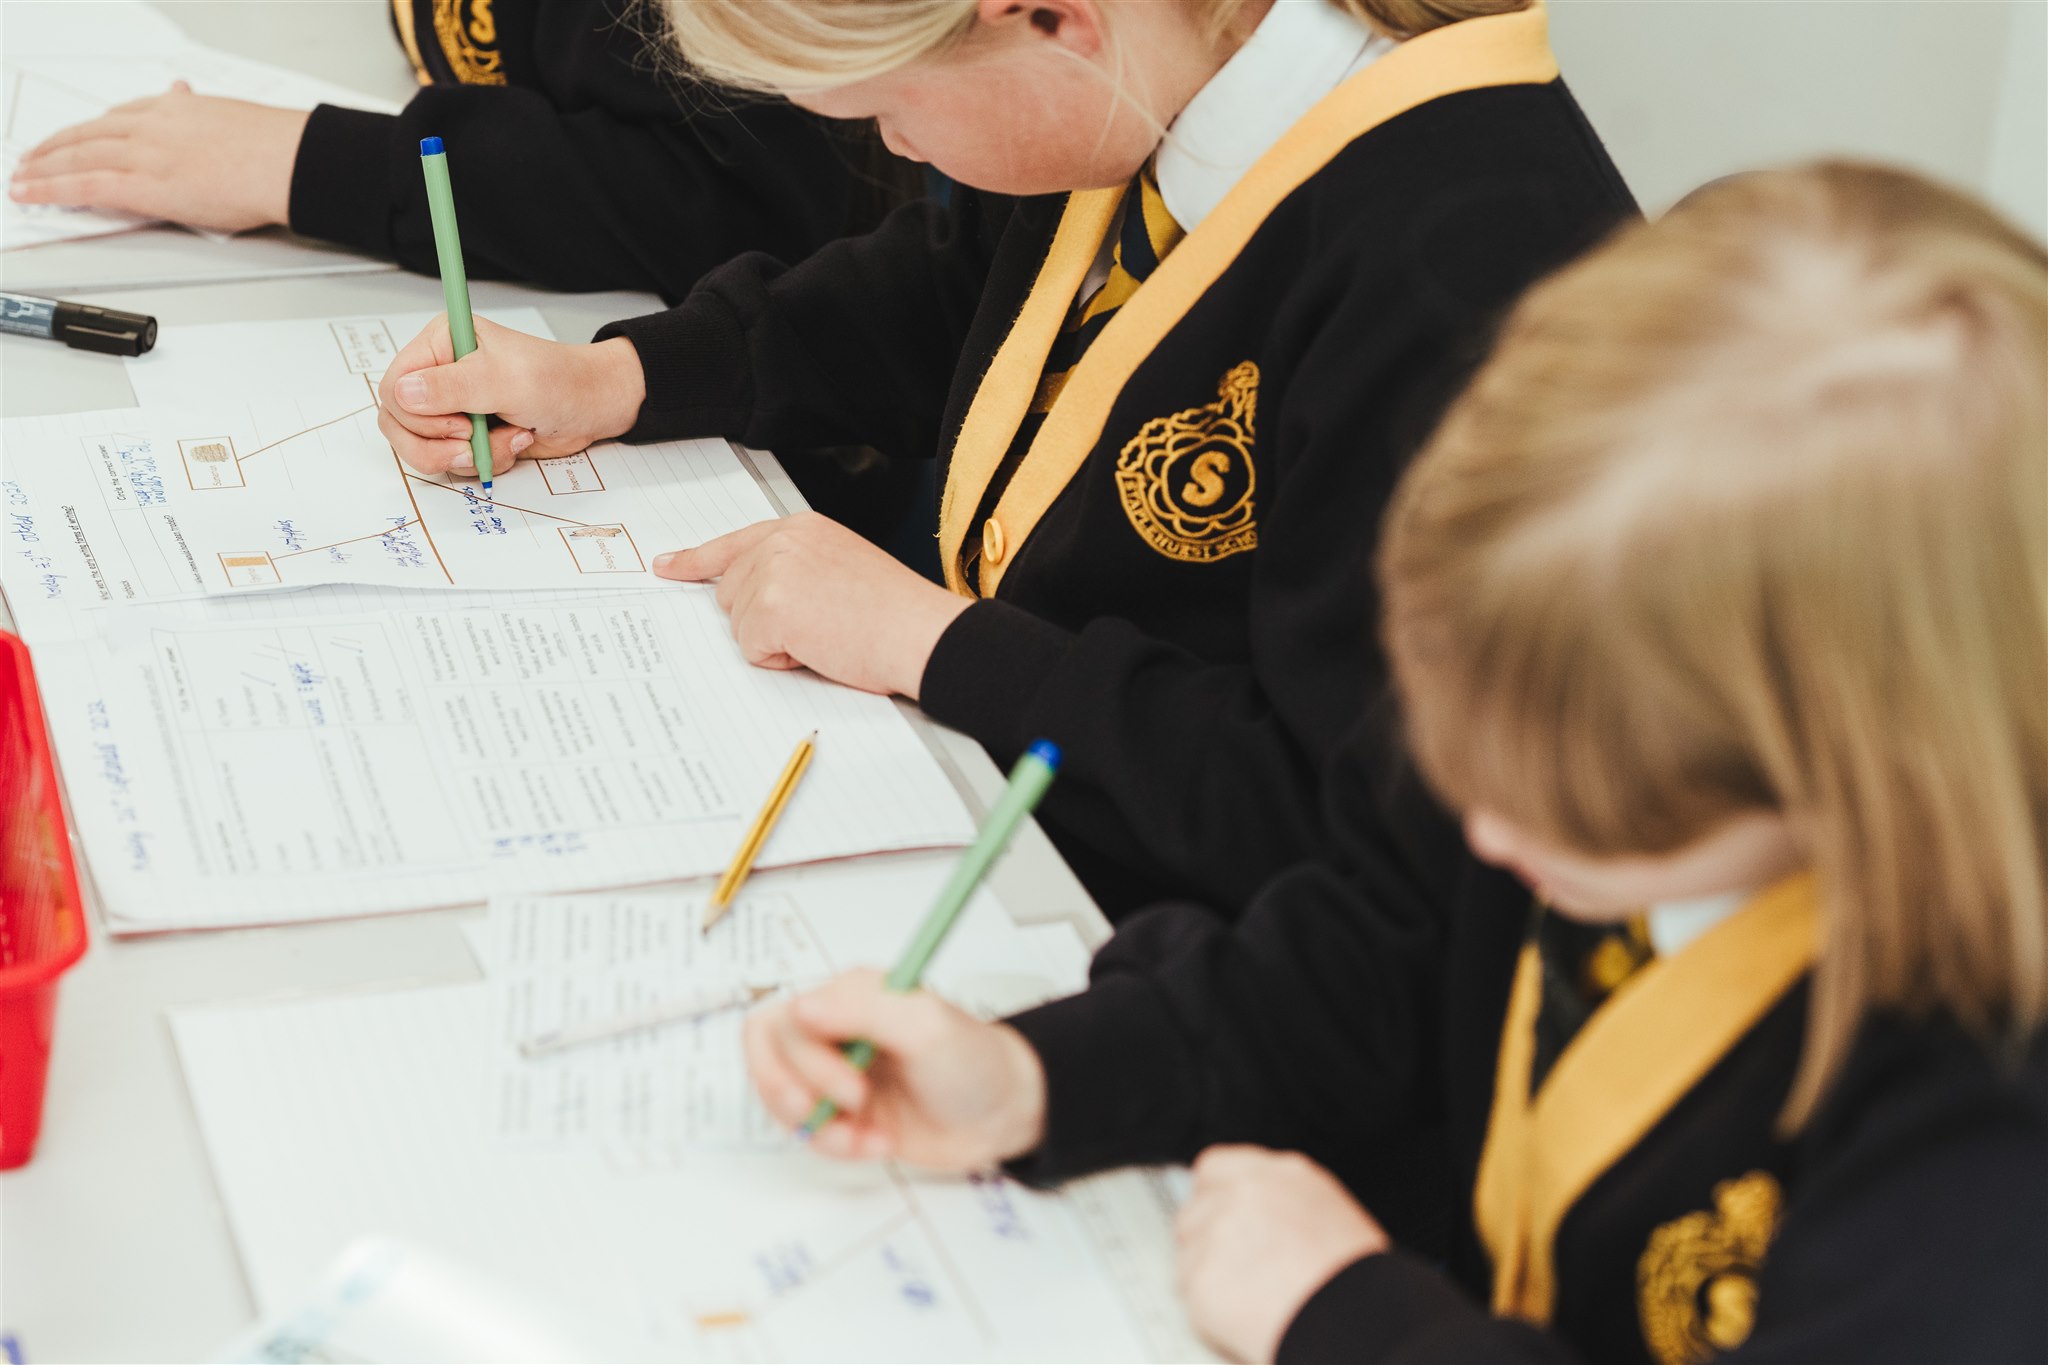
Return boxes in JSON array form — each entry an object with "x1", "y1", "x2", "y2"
[
  {"x1": 743, "y1": 1007, "x2": 821, "y2": 1127},
  {"x1": 376, "y1": 317, "x2": 458, "y2": 416},
  {"x1": 392, "y1": 357, "x2": 505, "y2": 421},
  {"x1": 447, "y1": 425, "x2": 536, "y2": 477},
  {"x1": 16, "y1": 134, "x2": 129, "y2": 177},
  {"x1": 791, "y1": 970, "x2": 951, "y2": 1057},
  {"x1": 21, "y1": 113, "x2": 134, "y2": 161},
  {"x1": 9, "y1": 168, "x2": 140, "y2": 210},
  {"x1": 772, "y1": 1010, "x2": 875, "y2": 1115},
  {"x1": 805, "y1": 1116, "x2": 893, "y2": 1161},
  {"x1": 651, "y1": 520, "x2": 781, "y2": 583},
  {"x1": 377, "y1": 404, "x2": 468, "y2": 476}
]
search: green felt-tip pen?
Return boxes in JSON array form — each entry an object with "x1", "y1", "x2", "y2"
[
  {"x1": 796, "y1": 740, "x2": 1063, "y2": 1141},
  {"x1": 418, "y1": 136, "x2": 493, "y2": 494}
]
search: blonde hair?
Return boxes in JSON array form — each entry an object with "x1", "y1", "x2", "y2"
[
  {"x1": 657, "y1": 0, "x2": 1529, "y2": 94},
  {"x1": 1379, "y1": 162, "x2": 2048, "y2": 1124}
]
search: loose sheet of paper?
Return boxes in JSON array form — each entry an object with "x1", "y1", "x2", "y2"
[
  {"x1": 468, "y1": 877, "x2": 1092, "y2": 1158},
  {"x1": 124, "y1": 309, "x2": 548, "y2": 413},
  {"x1": 172, "y1": 861, "x2": 1209, "y2": 1363},
  {"x1": 2, "y1": 311, "x2": 773, "y2": 633},
  {"x1": 1, "y1": 3, "x2": 403, "y2": 249},
  {"x1": 31, "y1": 590, "x2": 975, "y2": 933}
]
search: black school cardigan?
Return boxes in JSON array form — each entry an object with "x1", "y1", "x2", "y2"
[
  {"x1": 597, "y1": 12, "x2": 1634, "y2": 915},
  {"x1": 287, "y1": 0, "x2": 859, "y2": 301},
  {"x1": 1004, "y1": 852, "x2": 2048, "y2": 1364}
]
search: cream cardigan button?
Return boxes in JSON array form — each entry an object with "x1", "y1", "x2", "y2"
[{"x1": 983, "y1": 517, "x2": 1007, "y2": 566}]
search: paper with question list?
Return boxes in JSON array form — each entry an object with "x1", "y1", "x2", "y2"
[
  {"x1": 23, "y1": 586, "x2": 977, "y2": 934},
  {"x1": 173, "y1": 865, "x2": 1214, "y2": 1363}
]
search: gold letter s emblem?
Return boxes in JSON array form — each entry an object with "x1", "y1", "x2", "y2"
[
  {"x1": 1180, "y1": 450, "x2": 1231, "y2": 508},
  {"x1": 1113, "y1": 362, "x2": 1259, "y2": 563}
]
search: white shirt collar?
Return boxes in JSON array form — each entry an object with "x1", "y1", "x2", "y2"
[
  {"x1": 1646, "y1": 890, "x2": 1751, "y2": 959},
  {"x1": 1155, "y1": 0, "x2": 1396, "y2": 233}
]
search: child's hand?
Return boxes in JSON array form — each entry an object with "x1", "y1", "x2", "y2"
[
  {"x1": 655, "y1": 513, "x2": 971, "y2": 698},
  {"x1": 377, "y1": 317, "x2": 646, "y2": 476},
  {"x1": 8, "y1": 83, "x2": 305, "y2": 233},
  {"x1": 1177, "y1": 1146, "x2": 1391, "y2": 1363},
  {"x1": 744, "y1": 968, "x2": 1049, "y2": 1168}
]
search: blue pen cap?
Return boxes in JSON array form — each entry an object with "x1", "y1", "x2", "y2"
[
  {"x1": 419, "y1": 135, "x2": 445, "y2": 156},
  {"x1": 1026, "y1": 739, "x2": 1062, "y2": 770}
]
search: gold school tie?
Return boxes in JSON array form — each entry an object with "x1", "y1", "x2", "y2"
[{"x1": 1031, "y1": 164, "x2": 1186, "y2": 415}]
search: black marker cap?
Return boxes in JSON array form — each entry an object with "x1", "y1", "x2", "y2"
[{"x1": 52, "y1": 301, "x2": 157, "y2": 356}]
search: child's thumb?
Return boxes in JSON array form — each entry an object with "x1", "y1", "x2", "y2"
[
  {"x1": 793, "y1": 969, "x2": 941, "y2": 1054},
  {"x1": 394, "y1": 354, "x2": 499, "y2": 418}
]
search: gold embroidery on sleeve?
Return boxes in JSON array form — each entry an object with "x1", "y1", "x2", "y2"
[
  {"x1": 1637, "y1": 1171, "x2": 1782, "y2": 1365},
  {"x1": 432, "y1": 0, "x2": 506, "y2": 85},
  {"x1": 1113, "y1": 361, "x2": 1259, "y2": 564}
]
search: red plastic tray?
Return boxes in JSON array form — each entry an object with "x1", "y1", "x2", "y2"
[{"x1": 0, "y1": 629, "x2": 88, "y2": 1169}]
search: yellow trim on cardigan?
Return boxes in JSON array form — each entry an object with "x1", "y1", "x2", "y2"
[
  {"x1": 1473, "y1": 873, "x2": 1819, "y2": 1326},
  {"x1": 936, "y1": 1, "x2": 1561, "y2": 598},
  {"x1": 937, "y1": 188, "x2": 1122, "y2": 593}
]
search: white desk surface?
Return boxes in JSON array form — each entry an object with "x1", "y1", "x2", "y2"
[{"x1": 0, "y1": 10, "x2": 1105, "y2": 1358}]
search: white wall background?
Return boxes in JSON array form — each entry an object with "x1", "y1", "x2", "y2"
[
  {"x1": 1549, "y1": 0, "x2": 2047, "y2": 239},
  {"x1": 159, "y1": 0, "x2": 2047, "y2": 239}
]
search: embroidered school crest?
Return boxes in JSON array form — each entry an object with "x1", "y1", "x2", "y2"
[
  {"x1": 433, "y1": 0, "x2": 506, "y2": 85},
  {"x1": 1114, "y1": 362, "x2": 1259, "y2": 564},
  {"x1": 1637, "y1": 1171, "x2": 1782, "y2": 1365}
]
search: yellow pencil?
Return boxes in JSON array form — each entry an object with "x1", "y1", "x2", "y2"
[{"x1": 702, "y1": 731, "x2": 816, "y2": 934}]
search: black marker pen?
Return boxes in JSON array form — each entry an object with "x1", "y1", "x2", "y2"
[{"x1": 0, "y1": 290, "x2": 157, "y2": 355}]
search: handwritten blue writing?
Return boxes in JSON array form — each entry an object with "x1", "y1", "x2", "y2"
[
  {"x1": 968, "y1": 1171, "x2": 1029, "y2": 1241},
  {"x1": 273, "y1": 520, "x2": 308, "y2": 551},
  {"x1": 488, "y1": 831, "x2": 589, "y2": 859},
  {"x1": 380, "y1": 518, "x2": 426, "y2": 569},
  {"x1": 8, "y1": 511, "x2": 36, "y2": 544},
  {"x1": 460, "y1": 488, "x2": 508, "y2": 536},
  {"x1": 753, "y1": 1242, "x2": 815, "y2": 1297},
  {"x1": 114, "y1": 442, "x2": 167, "y2": 507},
  {"x1": 880, "y1": 1245, "x2": 937, "y2": 1309}
]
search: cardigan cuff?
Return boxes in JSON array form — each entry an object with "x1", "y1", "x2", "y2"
[
  {"x1": 917, "y1": 599, "x2": 1074, "y2": 758},
  {"x1": 1000, "y1": 975, "x2": 1193, "y2": 1187},
  {"x1": 593, "y1": 293, "x2": 755, "y2": 443},
  {"x1": 288, "y1": 104, "x2": 400, "y2": 255},
  {"x1": 1278, "y1": 1251, "x2": 1487, "y2": 1363}
]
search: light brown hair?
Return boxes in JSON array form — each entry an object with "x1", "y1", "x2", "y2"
[
  {"x1": 1379, "y1": 162, "x2": 2048, "y2": 1123},
  {"x1": 657, "y1": 0, "x2": 1529, "y2": 94}
]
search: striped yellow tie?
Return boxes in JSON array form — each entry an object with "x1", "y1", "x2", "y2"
[{"x1": 1031, "y1": 165, "x2": 1185, "y2": 414}]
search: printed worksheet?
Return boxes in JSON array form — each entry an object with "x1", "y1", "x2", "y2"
[
  {"x1": 0, "y1": 396, "x2": 772, "y2": 638},
  {"x1": 1, "y1": 3, "x2": 402, "y2": 249},
  {"x1": 470, "y1": 877, "x2": 1092, "y2": 1158},
  {"x1": 124, "y1": 309, "x2": 554, "y2": 411},
  {"x1": 171, "y1": 861, "x2": 1208, "y2": 1363},
  {"x1": 33, "y1": 589, "x2": 977, "y2": 934}
]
